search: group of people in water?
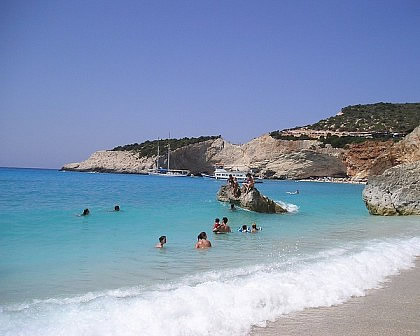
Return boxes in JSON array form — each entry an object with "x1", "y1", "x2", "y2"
[
  {"x1": 154, "y1": 216, "x2": 262, "y2": 249},
  {"x1": 80, "y1": 174, "x2": 261, "y2": 249},
  {"x1": 80, "y1": 205, "x2": 120, "y2": 216}
]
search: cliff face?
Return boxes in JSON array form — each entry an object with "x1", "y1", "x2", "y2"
[
  {"x1": 363, "y1": 161, "x2": 420, "y2": 215},
  {"x1": 341, "y1": 141, "x2": 395, "y2": 179},
  {"x1": 368, "y1": 125, "x2": 420, "y2": 176},
  {"x1": 62, "y1": 126, "x2": 419, "y2": 179},
  {"x1": 62, "y1": 136, "x2": 346, "y2": 179},
  {"x1": 62, "y1": 150, "x2": 155, "y2": 174}
]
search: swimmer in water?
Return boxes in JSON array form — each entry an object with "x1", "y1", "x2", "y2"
[
  {"x1": 155, "y1": 235, "x2": 167, "y2": 248},
  {"x1": 251, "y1": 223, "x2": 261, "y2": 233},
  {"x1": 230, "y1": 203, "x2": 236, "y2": 210},
  {"x1": 238, "y1": 224, "x2": 249, "y2": 233},
  {"x1": 81, "y1": 208, "x2": 90, "y2": 216},
  {"x1": 114, "y1": 205, "x2": 120, "y2": 211},
  {"x1": 195, "y1": 232, "x2": 211, "y2": 248}
]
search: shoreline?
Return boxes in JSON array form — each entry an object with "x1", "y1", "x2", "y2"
[
  {"x1": 252, "y1": 258, "x2": 420, "y2": 336},
  {"x1": 297, "y1": 177, "x2": 367, "y2": 184}
]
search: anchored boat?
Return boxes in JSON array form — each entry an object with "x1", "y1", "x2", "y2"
[{"x1": 148, "y1": 138, "x2": 190, "y2": 177}]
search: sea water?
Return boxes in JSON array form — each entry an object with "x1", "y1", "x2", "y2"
[{"x1": 0, "y1": 167, "x2": 419, "y2": 336}]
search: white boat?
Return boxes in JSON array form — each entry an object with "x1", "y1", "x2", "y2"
[
  {"x1": 148, "y1": 138, "x2": 190, "y2": 177},
  {"x1": 202, "y1": 165, "x2": 263, "y2": 182},
  {"x1": 149, "y1": 168, "x2": 190, "y2": 177}
]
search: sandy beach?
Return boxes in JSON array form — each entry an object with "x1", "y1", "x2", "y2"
[{"x1": 252, "y1": 259, "x2": 420, "y2": 336}]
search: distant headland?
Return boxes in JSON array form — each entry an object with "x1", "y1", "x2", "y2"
[{"x1": 62, "y1": 102, "x2": 420, "y2": 182}]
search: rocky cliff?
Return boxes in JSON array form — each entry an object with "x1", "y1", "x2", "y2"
[
  {"x1": 62, "y1": 136, "x2": 346, "y2": 179},
  {"x1": 368, "y1": 125, "x2": 420, "y2": 176},
  {"x1": 62, "y1": 126, "x2": 419, "y2": 180},
  {"x1": 362, "y1": 161, "x2": 420, "y2": 215},
  {"x1": 62, "y1": 150, "x2": 155, "y2": 174}
]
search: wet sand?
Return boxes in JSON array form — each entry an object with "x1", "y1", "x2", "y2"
[{"x1": 252, "y1": 259, "x2": 420, "y2": 336}]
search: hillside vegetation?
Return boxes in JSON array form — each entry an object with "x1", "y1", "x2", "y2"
[
  {"x1": 270, "y1": 102, "x2": 420, "y2": 148},
  {"x1": 112, "y1": 136, "x2": 220, "y2": 157},
  {"x1": 308, "y1": 102, "x2": 420, "y2": 133}
]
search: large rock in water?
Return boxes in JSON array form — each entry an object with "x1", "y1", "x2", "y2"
[
  {"x1": 362, "y1": 161, "x2": 420, "y2": 215},
  {"x1": 217, "y1": 185, "x2": 287, "y2": 213}
]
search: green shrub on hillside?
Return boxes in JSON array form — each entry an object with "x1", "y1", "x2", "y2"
[
  {"x1": 309, "y1": 102, "x2": 420, "y2": 133},
  {"x1": 112, "y1": 136, "x2": 220, "y2": 157}
]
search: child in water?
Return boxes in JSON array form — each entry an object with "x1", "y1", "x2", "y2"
[{"x1": 212, "y1": 218, "x2": 221, "y2": 231}]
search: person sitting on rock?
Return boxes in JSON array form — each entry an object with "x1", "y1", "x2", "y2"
[
  {"x1": 155, "y1": 235, "x2": 167, "y2": 248},
  {"x1": 227, "y1": 174, "x2": 235, "y2": 188},
  {"x1": 195, "y1": 232, "x2": 212, "y2": 248},
  {"x1": 242, "y1": 173, "x2": 255, "y2": 193},
  {"x1": 233, "y1": 177, "x2": 241, "y2": 197}
]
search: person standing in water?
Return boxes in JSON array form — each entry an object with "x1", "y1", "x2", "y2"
[
  {"x1": 155, "y1": 236, "x2": 167, "y2": 248},
  {"x1": 195, "y1": 232, "x2": 211, "y2": 248},
  {"x1": 216, "y1": 217, "x2": 231, "y2": 233}
]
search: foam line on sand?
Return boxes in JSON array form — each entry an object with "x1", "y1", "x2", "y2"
[{"x1": 252, "y1": 258, "x2": 420, "y2": 336}]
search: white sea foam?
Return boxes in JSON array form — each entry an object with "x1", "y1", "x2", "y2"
[
  {"x1": 276, "y1": 200, "x2": 299, "y2": 213},
  {"x1": 1, "y1": 237, "x2": 419, "y2": 336}
]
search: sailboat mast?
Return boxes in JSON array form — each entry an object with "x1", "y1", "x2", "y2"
[
  {"x1": 156, "y1": 138, "x2": 160, "y2": 170},
  {"x1": 167, "y1": 135, "x2": 170, "y2": 171}
]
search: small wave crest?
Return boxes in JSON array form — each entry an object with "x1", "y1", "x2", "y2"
[
  {"x1": 276, "y1": 200, "x2": 299, "y2": 213},
  {"x1": 1, "y1": 237, "x2": 419, "y2": 336}
]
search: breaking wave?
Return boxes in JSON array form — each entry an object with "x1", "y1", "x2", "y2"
[{"x1": 1, "y1": 237, "x2": 419, "y2": 336}]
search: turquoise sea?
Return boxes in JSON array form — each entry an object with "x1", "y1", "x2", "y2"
[{"x1": 0, "y1": 167, "x2": 419, "y2": 336}]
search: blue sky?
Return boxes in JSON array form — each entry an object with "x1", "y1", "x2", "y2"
[{"x1": 1, "y1": 0, "x2": 419, "y2": 168}]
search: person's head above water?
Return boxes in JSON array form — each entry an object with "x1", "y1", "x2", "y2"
[
  {"x1": 197, "y1": 232, "x2": 207, "y2": 240},
  {"x1": 222, "y1": 217, "x2": 228, "y2": 224},
  {"x1": 82, "y1": 208, "x2": 90, "y2": 216},
  {"x1": 214, "y1": 218, "x2": 220, "y2": 223},
  {"x1": 156, "y1": 235, "x2": 167, "y2": 248},
  {"x1": 242, "y1": 224, "x2": 248, "y2": 231},
  {"x1": 252, "y1": 223, "x2": 257, "y2": 229},
  {"x1": 230, "y1": 203, "x2": 235, "y2": 209},
  {"x1": 114, "y1": 205, "x2": 120, "y2": 211}
]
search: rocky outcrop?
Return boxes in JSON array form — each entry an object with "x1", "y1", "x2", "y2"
[
  {"x1": 62, "y1": 150, "x2": 155, "y2": 174},
  {"x1": 362, "y1": 161, "x2": 420, "y2": 215},
  {"x1": 217, "y1": 185, "x2": 287, "y2": 213}
]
